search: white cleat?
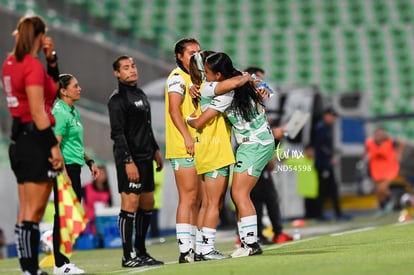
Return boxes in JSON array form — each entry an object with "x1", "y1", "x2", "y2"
[{"x1": 53, "y1": 263, "x2": 85, "y2": 274}]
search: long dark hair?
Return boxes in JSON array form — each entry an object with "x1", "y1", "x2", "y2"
[
  {"x1": 205, "y1": 52, "x2": 263, "y2": 121},
  {"x1": 13, "y1": 15, "x2": 47, "y2": 62},
  {"x1": 57, "y1": 73, "x2": 74, "y2": 99},
  {"x1": 174, "y1": 37, "x2": 199, "y2": 73}
]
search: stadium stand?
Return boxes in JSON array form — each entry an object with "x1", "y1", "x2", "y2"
[{"x1": 1, "y1": 0, "x2": 414, "y2": 138}]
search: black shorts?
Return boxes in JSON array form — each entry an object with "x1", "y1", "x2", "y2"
[
  {"x1": 9, "y1": 122, "x2": 57, "y2": 183},
  {"x1": 115, "y1": 159, "x2": 155, "y2": 194}
]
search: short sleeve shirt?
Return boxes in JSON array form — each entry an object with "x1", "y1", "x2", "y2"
[
  {"x1": 53, "y1": 99, "x2": 85, "y2": 165},
  {"x1": 1, "y1": 54, "x2": 57, "y2": 124},
  {"x1": 199, "y1": 82, "x2": 234, "y2": 112},
  {"x1": 166, "y1": 72, "x2": 186, "y2": 96},
  {"x1": 165, "y1": 67, "x2": 199, "y2": 159},
  {"x1": 200, "y1": 81, "x2": 273, "y2": 146}
]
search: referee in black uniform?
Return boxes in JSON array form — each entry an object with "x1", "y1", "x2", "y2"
[{"x1": 108, "y1": 55, "x2": 164, "y2": 267}]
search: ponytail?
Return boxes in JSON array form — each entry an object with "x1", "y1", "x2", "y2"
[{"x1": 13, "y1": 16, "x2": 46, "y2": 62}]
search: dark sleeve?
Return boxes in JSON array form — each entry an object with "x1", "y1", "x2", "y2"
[
  {"x1": 81, "y1": 186, "x2": 86, "y2": 203},
  {"x1": 108, "y1": 94, "x2": 131, "y2": 161},
  {"x1": 314, "y1": 124, "x2": 332, "y2": 156},
  {"x1": 151, "y1": 129, "x2": 160, "y2": 152}
]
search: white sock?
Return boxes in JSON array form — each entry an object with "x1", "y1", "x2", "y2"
[
  {"x1": 201, "y1": 227, "x2": 216, "y2": 255},
  {"x1": 237, "y1": 221, "x2": 244, "y2": 242},
  {"x1": 241, "y1": 215, "x2": 258, "y2": 244},
  {"x1": 176, "y1": 223, "x2": 192, "y2": 253},
  {"x1": 195, "y1": 227, "x2": 203, "y2": 254},
  {"x1": 190, "y1": 225, "x2": 196, "y2": 250}
]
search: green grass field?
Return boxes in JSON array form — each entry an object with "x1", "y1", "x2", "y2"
[{"x1": 1, "y1": 214, "x2": 413, "y2": 275}]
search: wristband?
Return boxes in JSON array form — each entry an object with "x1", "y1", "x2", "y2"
[
  {"x1": 38, "y1": 126, "x2": 58, "y2": 149},
  {"x1": 86, "y1": 159, "x2": 95, "y2": 170},
  {"x1": 47, "y1": 62, "x2": 60, "y2": 82},
  {"x1": 185, "y1": 115, "x2": 197, "y2": 124},
  {"x1": 46, "y1": 51, "x2": 58, "y2": 63}
]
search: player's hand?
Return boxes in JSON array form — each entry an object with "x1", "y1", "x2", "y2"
[
  {"x1": 125, "y1": 162, "x2": 140, "y2": 183},
  {"x1": 90, "y1": 163, "x2": 100, "y2": 180},
  {"x1": 257, "y1": 87, "x2": 270, "y2": 100},
  {"x1": 42, "y1": 36, "x2": 56, "y2": 61},
  {"x1": 49, "y1": 145, "x2": 63, "y2": 170},
  {"x1": 154, "y1": 150, "x2": 163, "y2": 172},
  {"x1": 189, "y1": 84, "x2": 201, "y2": 99},
  {"x1": 184, "y1": 135, "x2": 195, "y2": 156}
]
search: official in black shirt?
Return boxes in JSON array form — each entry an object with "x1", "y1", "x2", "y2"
[{"x1": 108, "y1": 55, "x2": 164, "y2": 267}]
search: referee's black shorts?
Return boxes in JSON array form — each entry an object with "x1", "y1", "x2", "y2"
[
  {"x1": 9, "y1": 122, "x2": 56, "y2": 183},
  {"x1": 115, "y1": 159, "x2": 155, "y2": 194}
]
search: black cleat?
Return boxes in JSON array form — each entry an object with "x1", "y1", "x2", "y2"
[
  {"x1": 194, "y1": 253, "x2": 207, "y2": 262},
  {"x1": 245, "y1": 242, "x2": 263, "y2": 256},
  {"x1": 122, "y1": 256, "x2": 145, "y2": 268},
  {"x1": 139, "y1": 252, "x2": 164, "y2": 266},
  {"x1": 179, "y1": 248, "x2": 194, "y2": 263}
]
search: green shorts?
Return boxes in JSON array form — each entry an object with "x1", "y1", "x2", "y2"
[
  {"x1": 204, "y1": 166, "x2": 230, "y2": 178},
  {"x1": 233, "y1": 142, "x2": 275, "y2": 177},
  {"x1": 170, "y1": 157, "x2": 195, "y2": 170}
]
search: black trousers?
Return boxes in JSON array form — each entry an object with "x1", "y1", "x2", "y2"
[
  {"x1": 315, "y1": 167, "x2": 343, "y2": 218},
  {"x1": 53, "y1": 164, "x2": 82, "y2": 266},
  {"x1": 250, "y1": 169, "x2": 282, "y2": 237}
]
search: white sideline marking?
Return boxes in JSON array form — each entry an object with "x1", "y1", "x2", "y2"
[
  {"x1": 262, "y1": 237, "x2": 319, "y2": 251},
  {"x1": 101, "y1": 261, "x2": 176, "y2": 274},
  {"x1": 95, "y1": 222, "x2": 414, "y2": 273},
  {"x1": 330, "y1": 226, "x2": 376, "y2": 236},
  {"x1": 392, "y1": 220, "x2": 414, "y2": 227}
]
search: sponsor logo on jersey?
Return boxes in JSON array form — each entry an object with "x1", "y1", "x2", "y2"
[
  {"x1": 168, "y1": 80, "x2": 181, "y2": 88},
  {"x1": 134, "y1": 100, "x2": 144, "y2": 108}
]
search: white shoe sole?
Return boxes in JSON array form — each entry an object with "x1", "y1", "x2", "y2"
[{"x1": 231, "y1": 247, "x2": 251, "y2": 258}]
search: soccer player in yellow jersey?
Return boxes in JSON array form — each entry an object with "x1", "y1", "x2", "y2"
[
  {"x1": 188, "y1": 51, "x2": 259, "y2": 260},
  {"x1": 165, "y1": 38, "x2": 202, "y2": 263}
]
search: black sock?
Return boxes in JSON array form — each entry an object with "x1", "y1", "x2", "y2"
[
  {"x1": 135, "y1": 208, "x2": 152, "y2": 255},
  {"x1": 119, "y1": 210, "x2": 135, "y2": 259},
  {"x1": 19, "y1": 221, "x2": 40, "y2": 274},
  {"x1": 53, "y1": 210, "x2": 69, "y2": 267},
  {"x1": 15, "y1": 224, "x2": 23, "y2": 270},
  {"x1": 380, "y1": 196, "x2": 391, "y2": 209}
]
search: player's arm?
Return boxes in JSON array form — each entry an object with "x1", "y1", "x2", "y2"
[
  {"x1": 168, "y1": 92, "x2": 195, "y2": 156},
  {"x1": 396, "y1": 138, "x2": 405, "y2": 162},
  {"x1": 272, "y1": 126, "x2": 285, "y2": 139},
  {"x1": 186, "y1": 108, "x2": 220, "y2": 130},
  {"x1": 27, "y1": 85, "x2": 63, "y2": 170},
  {"x1": 213, "y1": 73, "x2": 257, "y2": 95}
]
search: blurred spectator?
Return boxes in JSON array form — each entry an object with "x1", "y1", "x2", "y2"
[
  {"x1": 82, "y1": 165, "x2": 112, "y2": 235},
  {"x1": 0, "y1": 228, "x2": 5, "y2": 260},
  {"x1": 365, "y1": 126, "x2": 404, "y2": 212},
  {"x1": 150, "y1": 161, "x2": 164, "y2": 238},
  {"x1": 296, "y1": 145, "x2": 320, "y2": 218},
  {"x1": 313, "y1": 107, "x2": 351, "y2": 221}
]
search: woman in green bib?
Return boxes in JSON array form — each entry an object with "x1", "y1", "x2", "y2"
[{"x1": 51, "y1": 74, "x2": 100, "y2": 274}]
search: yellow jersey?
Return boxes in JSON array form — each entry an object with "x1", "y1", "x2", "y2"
[
  {"x1": 165, "y1": 67, "x2": 199, "y2": 159},
  {"x1": 195, "y1": 82, "x2": 235, "y2": 174}
]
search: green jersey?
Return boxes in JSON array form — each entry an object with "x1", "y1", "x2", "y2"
[
  {"x1": 200, "y1": 81, "x2": 274, "y2": 146},
  {"x1": 52, "y1": 99, "x2": 85, "y2": 165}
]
